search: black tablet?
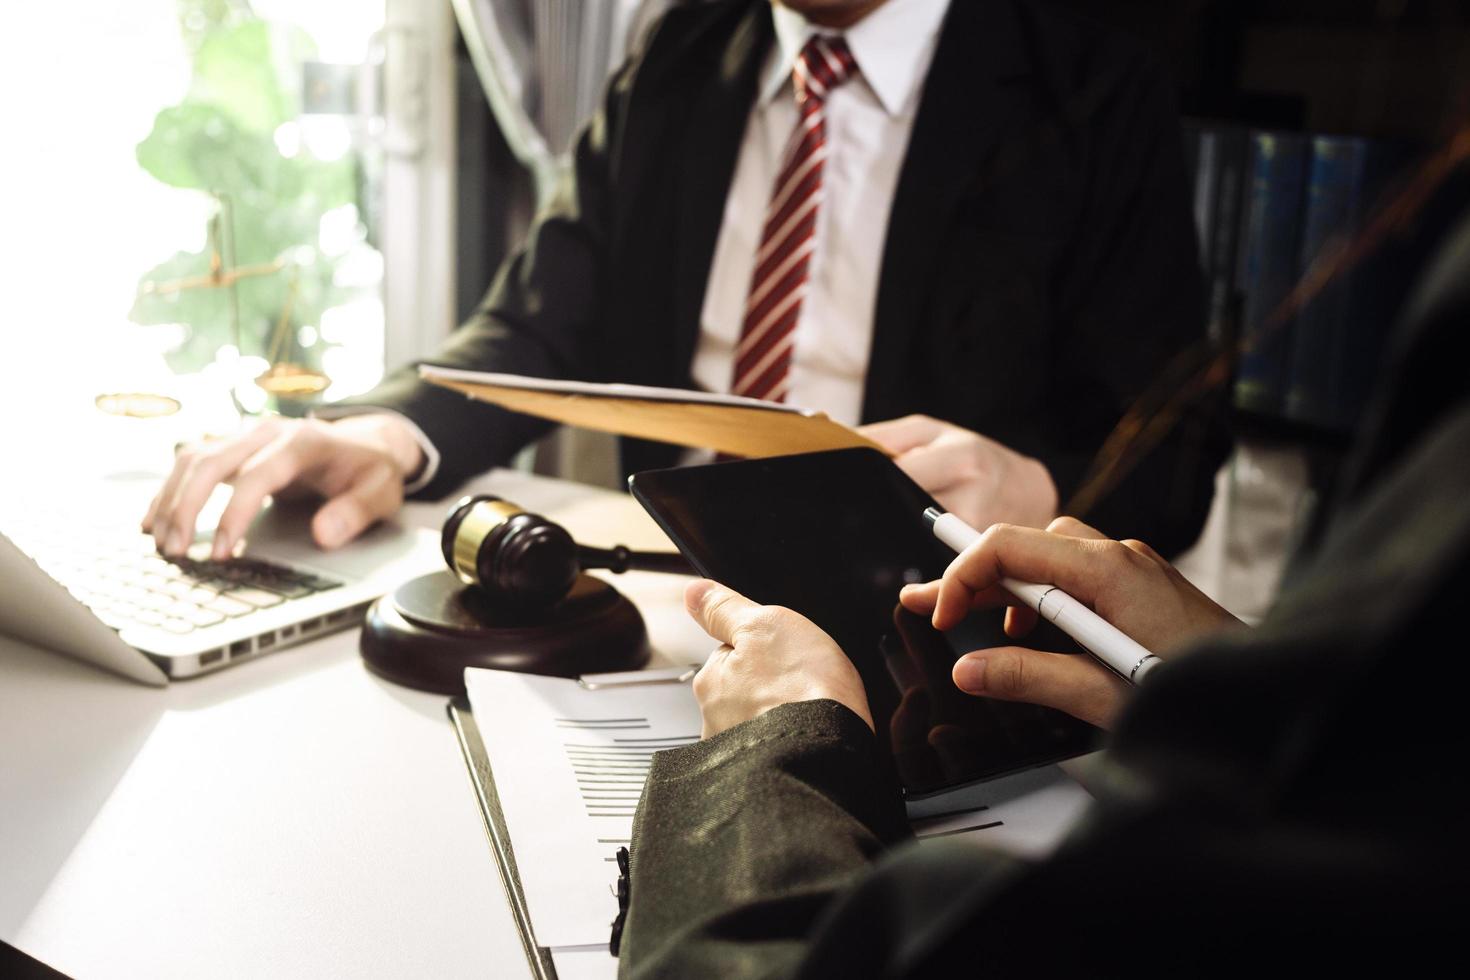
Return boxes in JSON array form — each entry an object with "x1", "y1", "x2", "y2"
[{"x1": 629, "y1": 447, "x2": 1099, "y2": 799}]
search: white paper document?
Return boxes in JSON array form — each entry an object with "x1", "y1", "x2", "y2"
[
  {"x1": 550, "y1": 946, "x2": 623, "y2": 980},
  {"x1": 464, "y1": 666, "x2": 1095, "y2": 962},
  {"x1": 906, "y1": 764, "x2": 1093, "y2": 858},
  {"x1": 464, "y1": 667, "x2": 703, "y2": 950}
]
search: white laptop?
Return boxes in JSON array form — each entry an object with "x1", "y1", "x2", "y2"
[{"x1": 0, "y1": 474, "x2": 443, "y2": 685}]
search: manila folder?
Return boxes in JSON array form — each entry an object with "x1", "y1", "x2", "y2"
[{"x1": 419, "y1": 367, "x2": 888, "y2": 459}]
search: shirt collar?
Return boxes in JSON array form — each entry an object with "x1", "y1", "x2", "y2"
[{"x1": 760, "y1": 0, "x2": 953, "y2": 116}]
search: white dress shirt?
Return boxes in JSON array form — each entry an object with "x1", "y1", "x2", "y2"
[
  {"x1": 690, "y1": 0, "x2": 952, "y2": 426},
  {"x1": 368, "y1": 0, "x2": 953, "y2": 490}
]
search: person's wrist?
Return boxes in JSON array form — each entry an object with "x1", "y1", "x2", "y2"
[
  {"x1": 1022, "y1": 454, "x2": 1059, "y2": 526},
  {"x1": 331, "y1": 414, "x2": 425, "y2": 482}
]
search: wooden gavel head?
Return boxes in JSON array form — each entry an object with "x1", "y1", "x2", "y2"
[
  {"x1": 441, "y1": 494, "x2": 695, "y2": 611},
  {"x1": 440, "y1": 495, "x2": 580, "y2": 609}
]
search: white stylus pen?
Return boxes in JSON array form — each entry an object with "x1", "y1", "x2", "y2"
[{"x1": 923, "y1": 508, "x2": 1163, "y2": 684}]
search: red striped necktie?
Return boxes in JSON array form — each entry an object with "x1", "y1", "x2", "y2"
[{"x1": 730, "y1": 34, "x2": 859, "y2": 403}]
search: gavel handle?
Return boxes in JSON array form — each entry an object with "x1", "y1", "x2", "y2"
[{"x1": 577, "y1": 544, "x2": 694, "y2": 576}]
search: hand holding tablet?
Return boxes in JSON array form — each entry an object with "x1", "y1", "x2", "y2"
[{"x1": 629, "y1": 448, "x2": 1100, "y2": 798}]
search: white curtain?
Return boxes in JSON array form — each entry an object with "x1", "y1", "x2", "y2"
[
  {"x1": 450, "y1": 0, "x2": 680, "y2": 485},
  {"x1": 452, "y1": 0, "x2": 673, "y2": 204}
]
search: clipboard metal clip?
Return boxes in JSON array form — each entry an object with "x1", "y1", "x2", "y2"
[{"x1": 578, "y1": 665, "x2": 701, "y2": 690}]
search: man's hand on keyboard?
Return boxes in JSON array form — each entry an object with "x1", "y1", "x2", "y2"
[{"x1": 142, "y1": 415, "x2": 424, "y2": 559}]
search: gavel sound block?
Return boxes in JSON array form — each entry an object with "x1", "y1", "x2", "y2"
[
  {"x1": 360, "y1": 570, "x2": 649, "y2": 695},
  {"x1": 360, "y1": 495, "x2": 684, "y2": 695}
]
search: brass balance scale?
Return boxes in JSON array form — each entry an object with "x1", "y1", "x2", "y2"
[{"x1": 98, "y1": 195, "x2": 330, "y2": 418}]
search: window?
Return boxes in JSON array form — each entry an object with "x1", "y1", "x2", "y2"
[{"x1": 0, "y1": 1, "x2": 450, "y2": 464}]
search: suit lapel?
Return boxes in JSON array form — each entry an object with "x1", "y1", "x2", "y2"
[
  {"x1": 862, "y1": 0, "x2": 1031, "y2": 422},
  {"x1": 669, "y1": 3, "x2": 771, "y2": 378}
]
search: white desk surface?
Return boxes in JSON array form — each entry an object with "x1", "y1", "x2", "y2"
[{"x1": 0, "y1": 468, "x2": 709, "y2": 979}]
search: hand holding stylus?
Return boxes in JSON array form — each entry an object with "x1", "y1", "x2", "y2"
[
  {"x1": 926, "y1": 509, "x2": 1162, "y2": 683},
  {"x1": 901, "y1": 514, "x2": 1244, "y2": 729}
]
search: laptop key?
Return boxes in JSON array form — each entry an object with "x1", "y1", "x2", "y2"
[
  {"x1": 181, "y1": 606, "x2": 226, "y2": 628},
  {"x1": 140, "y1": 556, "x2": 175, "y2": 576},
  {"x1": 205, "y1": 595, "x2": 254, "y2": 618},
  {"x1": 167, "y1": 593, "x2": 207, "y2": 617},
  {"x1": 111, "y1": 566, "x2": 149, "y2": 587},
  {"x1": 162, "y1": 579, "x2": 197, "y2": 599},
  {"x1": 188, "y1": 585, "x2": 225, "y2": 604},
  {"x1": 226, "y1": 587, "x2": 285, "y2": 609},
  {"x1": 136, "y1": 592, "x2": 174, "y2": 612},
  {"x1": 161, "y1": 618, "x2": 196, "y2": 635},
  {"x1": 253, "y1": 581, "x2": 312, "y2": 599},
  {"x1": 95, "y1": 610, "x2": 132, "y2": 630}
]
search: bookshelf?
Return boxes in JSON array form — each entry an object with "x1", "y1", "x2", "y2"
[
  {"x1": 1061, "y1": 1, "x2": 1470, "y2": 616},
  {"x1": 1179, "y1": 2, "x2": 1467, "y2": 454}
]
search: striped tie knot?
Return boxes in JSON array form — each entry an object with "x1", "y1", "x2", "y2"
[
  {"x1": 794, "y1": 35, "x2": 858, "y2": 106},
  {"x1": 728, "y1": 34, "x2": 857, "y2": 405}
]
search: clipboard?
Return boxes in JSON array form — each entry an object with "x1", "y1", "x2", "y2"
[
  {"x1": 447, "y1": 696, "x2": 560, "y2": 980},
  {"x1": 443, "y1": 664, "x2": 702, "y2": 975}
]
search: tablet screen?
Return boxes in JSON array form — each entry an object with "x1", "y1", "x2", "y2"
[{"x1": 629, "y1": 447, "x2": 1099, "y2": 798}]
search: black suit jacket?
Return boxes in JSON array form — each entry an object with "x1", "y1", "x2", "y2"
[
  {"x1": 358, "y1": 0, "x2": 1226, "y2": 555},
  {"x1": 616, "y1": 210, "x2": 1470, "y2": 976}
]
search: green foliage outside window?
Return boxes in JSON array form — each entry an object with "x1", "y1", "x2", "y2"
[{"x1": 130, "y1": 1, "x2": 359, "y2": 377}]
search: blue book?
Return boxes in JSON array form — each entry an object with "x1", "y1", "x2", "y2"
[
  {"x1": 1233, "y1": 131, "x2": 1310, "y2": 416},
  {"x1": 1285, "y1": 136, "x2": 1368, "y2": 428},
  {"x1": 1287, "y1": 137, "x2": 1413, "y2": 432}
]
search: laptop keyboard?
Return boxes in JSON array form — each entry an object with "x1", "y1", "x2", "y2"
[{"x1": 9, "y1": 521, "x2": 342, "y2": 636}]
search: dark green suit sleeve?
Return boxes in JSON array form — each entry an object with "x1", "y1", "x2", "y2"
[{"x1": 618, "y1": 700, "x2": 914, "y2": 978}]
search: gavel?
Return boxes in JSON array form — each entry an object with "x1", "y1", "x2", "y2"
[{"x1": 441, "y1": 494, "x2": 693, "y2": 609}]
